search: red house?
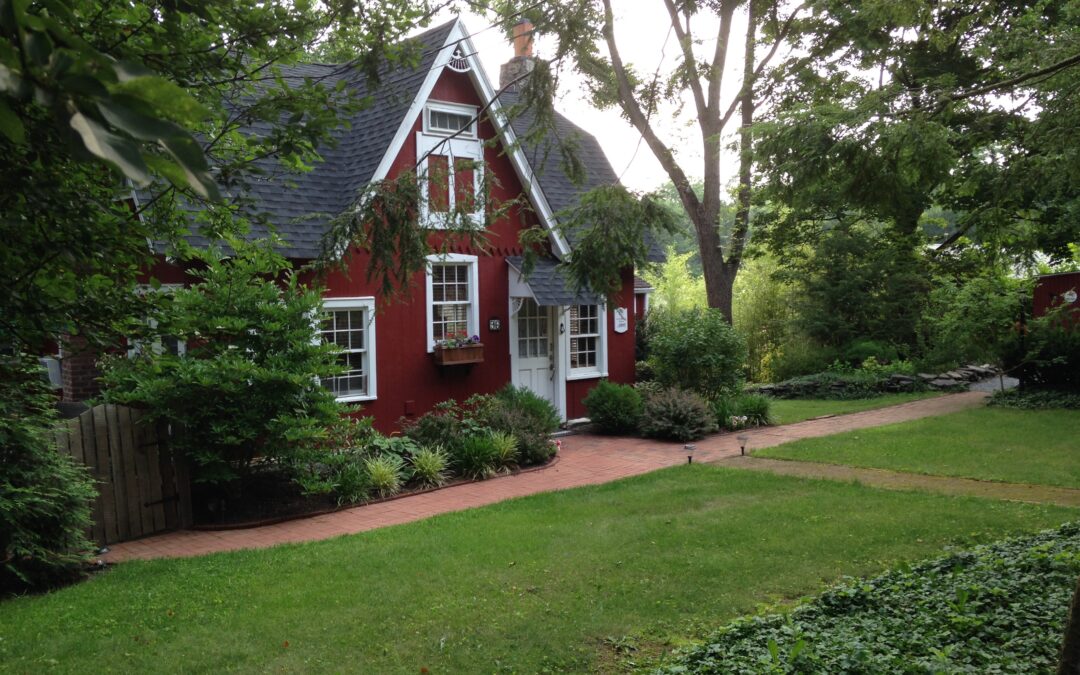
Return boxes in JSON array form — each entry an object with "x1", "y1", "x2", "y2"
[{"x1": 59, "y1": 19, "x2": 658, "y2": 429}]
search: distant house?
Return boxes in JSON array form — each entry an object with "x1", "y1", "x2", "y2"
[
  {"x1": 1033, "y1": 271, "x2": 1080, "y2": 320},
  {"x1": 59, "y1": 18, "x2": 658, "y2": 429}
]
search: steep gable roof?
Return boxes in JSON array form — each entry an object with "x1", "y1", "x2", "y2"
[{"x1": 163, "y1": 19, "x2": 646, "y2": 262}]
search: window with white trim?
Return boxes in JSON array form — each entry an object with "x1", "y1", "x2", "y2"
[
  {"x1": 427, "y1": 109, "x2": 475, "y2": 137},
  {"x1": 425, "y1": 254, "x2": 479, "y2": 351},
  {"x1": 569, "y1": 305, "x2": 601, "y2": 371},
  {"x1": 320, "y1": 297, "x2": 377, "y2": 401},
  {"x1": 129, "y1": 284, "x2": 186, "y2": 357},
  {"x1": 417, "y1": 102, "x2": 484, "y2": 228}
]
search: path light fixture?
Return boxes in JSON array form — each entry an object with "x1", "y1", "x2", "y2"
[
  {"x1": 736, "y1": 434, "x2": 749, "y2": 456},
  {"x1": 684, "y1": 444, "x2": 696, "y2": 464}
]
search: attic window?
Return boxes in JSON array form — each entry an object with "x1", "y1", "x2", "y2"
[
  {"x1": 447, "y1": 45, "x2": 471, "y2": 73},
  {"x1": 426, "y1": 102, "x2": 476, "y2": 138}
]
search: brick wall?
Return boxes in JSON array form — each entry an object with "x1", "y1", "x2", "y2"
[{"x1": 60, "y1": 335, "x2": 102, "y2": 402}]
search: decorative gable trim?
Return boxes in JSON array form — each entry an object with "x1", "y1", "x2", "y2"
[{"x1": 367, "y1": 18, "x2": 571, "y2": 259}]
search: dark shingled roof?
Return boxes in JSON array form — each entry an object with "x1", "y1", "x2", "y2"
[
  {"x1": 500, "y1": 92, "x2": 665, "y2": 263},
  {"x1": 505, "y1": 256, "x2": 603, "y2": 306},
  {"x1": 150, "y1": 19, "x2": 663, "y2": 264}
]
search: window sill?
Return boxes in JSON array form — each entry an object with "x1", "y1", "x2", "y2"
[
  {"x1": 566, "y1": 371, "x2": 607, "y2": 381},
  {"x1": 335, "y1": 394, "x2": 376, "y2": 404}
]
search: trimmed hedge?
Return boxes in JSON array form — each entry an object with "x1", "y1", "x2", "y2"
[
  {"x1": 583, "y1": 380, "x2": 643, "y2": 434},
  {"x1": 658, "y1": 522, "x2": 1080, "y2": 674}
]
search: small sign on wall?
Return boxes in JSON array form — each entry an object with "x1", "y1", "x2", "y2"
[{"x1": 613, "y1": 307, "x2": 629, "y2": 334}]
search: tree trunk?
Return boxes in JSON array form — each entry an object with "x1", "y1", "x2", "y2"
[{"x1": 1059, "y1": 575, "x2": 1080, "y2": 675}]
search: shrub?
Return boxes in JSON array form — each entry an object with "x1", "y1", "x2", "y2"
[
  {"x1": 363, "y1": 454, "x2": 406, "y2": 498},
  {"x1": 842, "y1": 338, "x2": 899, "y2": 366},
  {"x1": 100, "y1": 240, "x2": 345, "y2": 494},
  {"x1": 489, "y1": 432, "x2": 519, "y2": 473},
  {"x1": 734, "y1": 393, "x2": 773, "y2": 427},
  {"x1": 710, "y1": 395, "x2": 740, "y2": 431},
  {"x1": 582, "y1": 380, "x2": 643, "y2": 434},
  {"x1": 333, "y1": 458, "x2": 372, "y2": 504},
  {"x1": 472, "y1": 386, "x2": 559, "y2": 466},
  {"x1": 1, "y1": 357, "x2": 96, "y2": 592},
  {"x1": 989, "y1": 388, "x2": 1080, "y2": 410},
  {"x1": 400, "y1": 399, "x2": 463, "y2": 451},
  {"x1": 647, "y1": 308, "x2": 747, "y2": 396},
  {"x1": 1001, "y1": 311, "x2": 1080, "y2": 391},
  {"x1": 453, "y1": 434, "x2": 501, "y2": 480},
  {"x1": 640, "y1": 387, "x2": 717, "y2": 442},
  {"x1": 658, "y1": 523, "x2": 1080, "y2": 674},
  {"x1": 410, "y1": 446, "x2": 450, "y2": 487},
  {"x1": 491, "y1": 385, "x2": 560, "y2": 434},
  {"x1": 768, "y1": 339, "x2": 838, "y2": 382}
]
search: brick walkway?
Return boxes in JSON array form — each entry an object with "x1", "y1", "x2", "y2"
[{"x1": 100, "y1": 391, "x2": 989, "y2": 563}]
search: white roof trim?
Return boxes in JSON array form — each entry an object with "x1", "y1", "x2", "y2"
[{"x1": 367, "y1": 18, "x2": 571, "y2": 260}]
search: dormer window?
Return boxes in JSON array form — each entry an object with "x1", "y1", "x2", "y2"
[
  {"x1": 425, "y1": 101, "x2": 476, "y2": 138},
  {"x1": 417, "y1": 101, "x2": 484, "y2": 228}
]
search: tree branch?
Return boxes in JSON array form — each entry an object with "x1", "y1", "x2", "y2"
[
  {"x1": 600, "y1": 0, "x2": 703, "y2": 220},
  {"x1": 662, "y1": 0, "x2": 709, "y2": 121}
]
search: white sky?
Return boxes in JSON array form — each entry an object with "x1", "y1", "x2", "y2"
[{"x1": 424, "y1": 5, "x2": 750, "y2": 192}]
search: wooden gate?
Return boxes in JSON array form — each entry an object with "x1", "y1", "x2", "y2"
[{"x1": 54, "y1": 404, "x2": 192, "y2": 547}]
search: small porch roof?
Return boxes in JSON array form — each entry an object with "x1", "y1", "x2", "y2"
[{"x1": 505, "y1": 256, "x2": 603, "y2": 307}]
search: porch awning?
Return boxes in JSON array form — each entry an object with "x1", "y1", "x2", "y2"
[{"x1": 506, "y1": 256, "x2": 603, "y2": 307}]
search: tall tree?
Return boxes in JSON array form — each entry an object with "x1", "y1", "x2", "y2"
[
  {"x1": 492, "y1": 0, "x2": 806, "y2": 320},
  {"x1": 0, "y1": 0, "x2": 440, "y2": 353},
  {"x1": 754, "y1": 0, "x2": 1080, "y2": 269}
]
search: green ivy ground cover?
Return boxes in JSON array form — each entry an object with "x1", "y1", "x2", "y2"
[
  {"x1": 0, "y1": 466, "x2": 1074, "y2": 673},
  {"x1": 758, "y1": 407, "x2": 1080, "y2": 488},
  {"x1": 657, "y1": 521, "x2": 1080, "y2": 674}
]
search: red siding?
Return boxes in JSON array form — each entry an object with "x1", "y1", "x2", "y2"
[
  {"x1": 1033, "y1": 272, "x2": 1080, "y2": 320},
  {"x1": 131, "y1": 67, "x2": 638, "y2": 431}
]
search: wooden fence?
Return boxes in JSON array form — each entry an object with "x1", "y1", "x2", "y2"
[{"x1": 54, "y1": 404, "x2": 192, "y2": 547}]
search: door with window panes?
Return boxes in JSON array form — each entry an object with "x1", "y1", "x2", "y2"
[{"x1": 510, "y1": 298, "x2": 554, "y2": 404}]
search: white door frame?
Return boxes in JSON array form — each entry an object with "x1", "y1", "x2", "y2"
[{"x1": 508, "y1": 296, "x2": 565, "y2": 421}]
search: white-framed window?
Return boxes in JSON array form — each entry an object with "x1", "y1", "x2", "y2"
[
  {"x1": 424, "y1": 100, "x2": 477, "y2": 138},
  {"x1": 320, "y1": 297, "x2": 377, "y2": 402},
  {"x1": 417, "y1": 103, "x2": 484, "y2": 229},
  {"x1": 129, "y1": 284, "x2": 186, "y2": 357},
  {"x1": 425, "y1": 253, "x2": 479, "y2": 352},
  {"x1": 566, "y1": 304, "x2": 608, "y2": 379}
]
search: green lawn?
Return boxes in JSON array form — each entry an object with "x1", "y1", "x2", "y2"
[
  {"x1": 770, "y1": 391, "x2": 942, "y2": 425},
  {"x1": 759, "y1": 407, "x2": 1080, "y2": 488},
  {"x1": 1, "y1": 465, "x2": 1073, "y2": 673}
]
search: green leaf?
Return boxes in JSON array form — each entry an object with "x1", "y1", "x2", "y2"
[
  {"x1": 69, "y1": 111, "x2": 151, "y2": 185},
  {"x1": 97, "y1": 97, "x2": 185, "y2": 141},
  {"x1": 160, "y1": 136, "x2": 219, "y2": 200},
  {"x1": 112, "y1": 76, "x2": 209, "y2": 126},
  {"x1": 0, "y1": 97, "x2": 25, "y2": 143}
]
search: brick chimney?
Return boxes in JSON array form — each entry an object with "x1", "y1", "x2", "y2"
[
  {"x1": 499, "y1": 19, "x2": 535, "y2": 90},
  {"x1": 60, "y1": 334, "x2": 101, "y2": 402}
]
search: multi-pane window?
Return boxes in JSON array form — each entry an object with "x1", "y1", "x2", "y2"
[
  {"x1": 569, "y1": 304, "x2": 600, "y2": 370},
  {"x1": 321, "y1": 304, "x2": 371, "y2": 399},
  {"x1": 431, "y1": 263, "x2": 472, "y2": 342},
  {"x1": 427, "y1": 108, "x2": 475, "y2": 137},
  {"x1": 517, "y1": 298, "x2": 549, "y2": 358}
]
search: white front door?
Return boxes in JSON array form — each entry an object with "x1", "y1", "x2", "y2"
[{"x1": 510, "y1": 297, "x2": 555, "y2": 404}]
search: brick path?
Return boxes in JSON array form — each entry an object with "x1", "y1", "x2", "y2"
[{"x1": 100, "y1": 391, "x2": 989, "y2": 563}]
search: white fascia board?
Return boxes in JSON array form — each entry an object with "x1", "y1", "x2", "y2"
[{"x1": 365, "y1": 18, "x2": 572, "y2": 260}]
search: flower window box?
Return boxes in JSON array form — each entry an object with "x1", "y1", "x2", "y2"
[{"x1": 433, "y1": 343, "x2": 484, "y2": 365}]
